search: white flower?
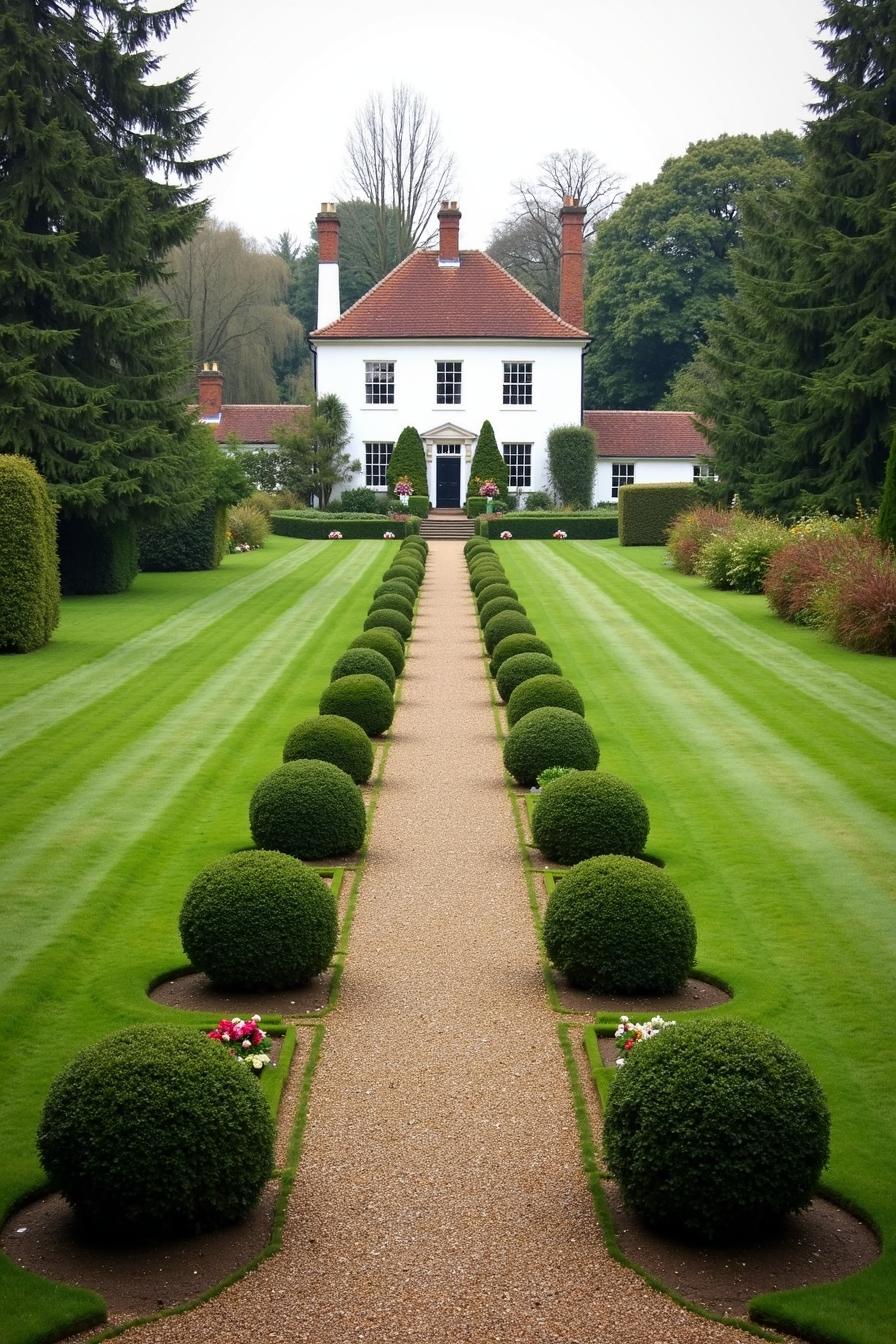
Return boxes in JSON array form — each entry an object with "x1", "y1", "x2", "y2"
[
  {"x1": 221, "y1": 1032, "x2": 230, "y2": 1042},
  {"x1": 251, "y1": 1014, "x2": 261, "y2": 1022}
]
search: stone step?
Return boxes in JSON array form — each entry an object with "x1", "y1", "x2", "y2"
[{"x1": 419, "y1": 517, "x2": 476, "y2": 539}]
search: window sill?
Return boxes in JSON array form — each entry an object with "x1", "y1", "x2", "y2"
[
  {"x1": 501, "y1": 405, "x2": 536, "y2": 411},
  {"x1": 361, "y1": 404, "x2": 398, "y2": 411}
]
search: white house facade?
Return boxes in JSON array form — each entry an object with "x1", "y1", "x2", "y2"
[
  {"x1": 309, "y1": 200, "x2": 589, "y2": 508},
  {"x1": 585, "y1": 410, "x2": 713, "y2": 505}
]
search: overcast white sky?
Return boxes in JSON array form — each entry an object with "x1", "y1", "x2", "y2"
[{"x1": 156, "y1": 0, "x2": 829, "y2": 251}]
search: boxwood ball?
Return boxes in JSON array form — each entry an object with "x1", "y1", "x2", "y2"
[
  {"x1": 368, "y1": 592, "x2": 414, "y2": 621},
  {"x1": 479, "y1": 596, "x2": 526, "y2": 629},
  {"x1": 319, "y1": 672, "x2": 395, "y2": 736},
  {"x1": 495, "y1": 652, "x2": 563, "y2": 703},
  {"x1": 38, "y1": 1025, "x2": 274, "y2": 1235},
  {"x1": 604, "y1": 1018, "x2": 830, "y2": 1242},
  {"x1": 350, "y1": 629, "x2": 405, "y2": 675},
  {"x1": 490, "y1": 633, "x2": 554, "y2": 677},
  {"x1": 250, "y1": 759, "x2": 365, "y2": 859},
  {"x1": 363, "y1": 607, "x2": 412, "y2": 641},
  {"x1": 503, "y1": 706, "x2": 598, "y2": 786},
  {"x1": 374, "y1": 579, "x2": 417, "y2": 605},
  {"x1": 476, "y1": 582, "x2": 518, "y2": 611},
  {"x1": 532, "y1": 770, "x2": 649, "y2": 864},
  {"x1": 543, "y1": 854, "x2": 695, "y2": 994},
  {"x1": 330, "y1": 646, "x2": 397, "y2": 692},
  {"x1": 506, "y1": 674, "x2": 584, "y2": 727},
  {"x1": 180, "y1": 849, "x2": 338, "y2": 989},
  {"x1": 484, "y1": 610, "x2": 536, "y2": 655},
  {"x1": 283, "y1": 712, "x2": 375, "y2": 782}
]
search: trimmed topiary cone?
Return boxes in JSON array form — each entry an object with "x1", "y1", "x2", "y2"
[
  {"x1": 604, "y1": 1017, "x2": 830, "y2": 1243},
  {"x1": 495, "y1": 652, "x2": 563, "y2": 702},
  {"x1": 506, "y1": 674, "x2": 584, "y2": 727},
  {"x1": 283, "y1": 712, "x2": 375, "y2": 782},
  {"x1": 330, "y1": 647, "x2": 397, "y2": 692},
  {"x1": 250, "y1": 759, "x2": 366, "y2": 859},
  {"x1": 350, "y1": 629, "x2": 405, "y2": 676},
  {"x1": 490, "y1": 633, "x2": 554, "y2": 678},
  {"x1": 532, "y1": 770, "x2": 649, "y2": 864},
  {"x1": 543, "y1": 854, "x2": 695, "y2": 994},
  {"x1": 38, "y1": 1025, "x2": 274, "y2": 1236},
  {"x1": 319, "y1": 672, "x2": 395, "y2": 736},
  {"x1": 180, "y1": 849, "x2": 338, "y2": 989},
  {"x1": 502, "y1": 706, "x2": 599, "y2": 786}
]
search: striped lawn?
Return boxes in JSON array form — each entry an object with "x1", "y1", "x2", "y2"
[
  {"x1": 0, "y1": 536, "x2": 387, "y2": 1344},
  {"x1": 499, "y1": 539, "x2": 896, "y2": 1344}
]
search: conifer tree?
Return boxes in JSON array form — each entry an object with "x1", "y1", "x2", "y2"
[
  {"x1": 468, "y1": 421, "x2": 509, "y2": 501},
  {"x1": 879, "y1": 427, "x2": 896, "y2": 547},
  {"x1": 0, "y1": 1, "x2": 220, "y2": 589},
  {"x1": 386, "y1": 427, "x2": 428, "y2": 498}
]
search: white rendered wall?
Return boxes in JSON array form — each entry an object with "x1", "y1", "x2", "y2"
[
  {"x1": 317, "y1": 264, "x2": 341, "y2": 331},
  {"x1": 595, "y1": 457, "x2": 697, "y2": 505},
  {"x1": 315, "y1": 339, "x2": 584, "y2": 501}
]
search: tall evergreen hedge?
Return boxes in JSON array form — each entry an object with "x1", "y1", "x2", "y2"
[
  {"x1": 468, "y1": 420, "x2": 509, "y2": 500},
  {"x1": 879, "y1": 427, "x2": 896, "y2": 547},
  {"x1": 0, "y1": 455, "x2": 60, "y2": 653},
  {"x1": 618, "y1": 483, "x2": 699, "y2": 546},
  {"x1": 139, "y1": 502, "x2": 227, "y2": 571},
  {"x1": 57, "y1": 518, "x2": 139, "y2": 595},
  {"x1": 386, "y1": 427, "x2": 429, "y2": 499},
  {"x1": 547, "y1": 426, "x2": 596, "y2": 507}
]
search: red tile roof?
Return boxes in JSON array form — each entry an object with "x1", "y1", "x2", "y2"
[
  {"x1": 584, "y1": 410, "x2": 712, "y2": 459},
  {"x1": 311, "y1": 251, "x2": 589, "y2": 341},
  {"x1": 200, "y1": 404, "x2": 310, "y2": 445}
]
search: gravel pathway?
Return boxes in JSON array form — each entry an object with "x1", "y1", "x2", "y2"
[{"x1": 127, "y1": 542, "x2": 753, "y2": 1343}]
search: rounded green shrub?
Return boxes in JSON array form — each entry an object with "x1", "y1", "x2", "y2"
[
  {"x1": 401, "y1": 538, "x2": 427, "y2": 555},
  {"x1": 469, "y1": 551, "x2": 502, "y2": 571},
  {"x1": 180, "y1": 849, "x2": 338, "y2": 988},
  {"x1": 374, "y1": 579, "x2": 417, "y2": 605},
  {"x1": 38, "y1": 1025, "x2": 274, "y2": 1235},
  {"x1": 384, "y1": 557, "x2": 423, "y2": 581},
  {"x1": 506, "y1": 674, "x2": 584, "y2": 727},
  {"x1": 250, "y1": 759, "x2": 366, "y2": 858},
  {"x1": 484, "y1": 611, "x2": 536, "y2": 654},
  {"x1": 543, "y1": 855, "x2": 695, "y2": 993},
  {"x1": 283, "y1": 712, "x2": 375, "y2": 783},
  {"x1": 350, "y1": 629, "x2": 405, "y2": 675},
  {"x1": 490, "y1": 633, "x2": 554, "y2": 677},
  {"x1": 470, "y1": 556, "x2": 503, "y2": 578},
  {"x1": 383, "y1": 565, "x2": 421, "y2": 589},
  {"x1": 465, "y1": 537, "x2": 492, "y2": 556},
  {"x1": 0, "y1": 455, "x2": 60, "y2": 652},
  {"x1": 503, "y1": 706, "x2": 598, "y2": 786},
  {"x1": 471, "y1": 573, "x2": 506, "y2": 599},
  {"x1": 330, "y1": 647, "x2": 396, "y2": 692},
  {"x1": 363, "y1": 607, "x2": 412, "y2": 641},
  {"x1": 476, "y1": 582, "x2": 518, "y2": 611},
  {"x1": 479, "y1": 596, "x2": 526, "y2": 629},
  {"x1": 319, "y1": 672, "x2": 395, "y2": 736},
  {"x1": 532, "y1": 771, "x2": 649, "y2": 864},
  {"x1": 604, "y1": 1018, "x2": 830, "y2": 1242},
  {"x1": 495, "y1": 652, "x2": 563, "y2": 701},
  {"x1": 368, "y1": 592, "x2": 414, "y2": 621}
]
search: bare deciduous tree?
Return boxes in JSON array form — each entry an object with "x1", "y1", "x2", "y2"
[
  {"x1": 345, "y1": 85, "x2": 455, "y2": 275},
  {"x1": 155, "y1": 219, "x2": 303, "y2": 402},
  {"x1": 488, "y1": 149, "x2": 623, "y2": 310}
]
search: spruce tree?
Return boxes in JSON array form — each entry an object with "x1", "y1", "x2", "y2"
[
  {"x1": 468, "y1": 421, "x2": 509, "y2": 501},
  {"x1": 0, "y1": 1, "x2": 220, "y2": 590}
]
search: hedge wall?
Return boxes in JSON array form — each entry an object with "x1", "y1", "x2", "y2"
[
  {"x1": 618, "y1": 483, "x2": 699, "y2": 546},
  {"x1": 57, "y1": 517, "x2": 139, "y2": 594},
  {"x1": 407, "y1": 495, "x2": 430, "y2": 518},
  {"x1": 139, "y1": 503, "x2": 227, "y2": 571},
  {"x1": 272, "y1": 511, "x2": 419, "y2": 539},
  {"x1": 0, "y1": 455, "x2": 60, "y2": 653},
  {"x1": 466, "y1": 497, "x2": 509, "y2": 518},
  {"x1": 478, "y1": 514, "x2": 618, "y2": 540}
]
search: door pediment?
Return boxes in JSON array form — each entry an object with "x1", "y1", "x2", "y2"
[{"x1": 420, "y1": 422, "x2": 477, "y2": 443}]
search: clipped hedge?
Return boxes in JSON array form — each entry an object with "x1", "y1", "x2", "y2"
[
  {"x1": 330, "y1": 646, "x2": 397, "y2": 692},
  {"x1": 478, "y1": 514, "x2": 618, "y2": 540},
  {"x1": 490, "y1": 633, "x2": 554, "y2": 677},
  {"x1": 57, "y1": 516, "x2": 138, "y2": 594},
  {"x1": 364, "y1": 607, "x2": 412, "y2": 641},
  {"x1": 283, "y1": 713, "x2": 375, "y2": 783},
  {"x1": 547, "y1": 425, "x2": 596, "y2": 508},
  {"x1": 503, "y1": 706, "x2": 599, "y2": 786},
  {"x1": 476, "y1": 583, "x2": 518, "y2": 611},
  {"x1": 350, "y1": 629, "x2": 405, "y2": 675},
  {"x1": 38, "y1": 1025, "x2": 274, "y2": 1235},
  {"x1": 271, "y1": 512, "x2": 418, "y2": 539},
  {"x1": 249, "y1": 759, "x2": 365, "y2": 859},
  {"x1": 374, "y1": 579, "x2": 417, "y2": 606},
  {"x1": 384, "y1": 554, "x2": 424, "y2": 580},
  {"x1": 495, "y1": 652, "x2": 563, "y2": 701},
  {"x1": 618, "y1": 483, "x2": 699, "y2": 546},
  {"x1": 406, "y1": 495, "x2": 430, "y2": 518},
  {"x1": 543, "y1": 855, "x2": 695, "y2": 993},
  {"x1": 605, "y1": 1018, "x2": 830, "y2": 1242},
  {"x1": 0, "y1": 455, "x2": 59, "y2": 653},
  {"x1": 180, "y1": 849, "x2": 338, "y2": 989},
  {"x1": 319, "y1": 672, "x2": 395, "y2": 736},
  {"x1": 383, "y1": 565, "x2": 422, "y2": 589},
  {"x1": 466, "y1": 496, "x2": 508, "y2": 518},
  {"x1": 532, "y1": 770, "x2": 649, "y2": 864},
  {"x1": 479, "y1": 596, "x2": 526, "y2": 629},
  {"x1": 484, "y1": 610, "x2": 536, "y2": 655},
  {"x1": 139, "y1": 501, "x2": 227, "y2": 572},
  {"x1": 368, "y1": 592, "x2": 414, "y2": 621},
  {"x1": 464, "y1": 538, "x2": 493, "y2": 559},
  {"x1": 506, "y1": 674, "x2": 584, "y2": 727},
  {"x1": 471, "y1": 568, "x2": 506, "y2": 595}
]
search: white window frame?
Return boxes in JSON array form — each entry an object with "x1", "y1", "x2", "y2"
[
  {"x1": 611, "y1": 462, "x2": 635, "y2": 499},
  {"x1": 502, "y1": 361, "x2": 533, "y2": 406},
  {"x1": 365, "y1": 361, "x2": 395, "y2": 405},
  {"x1": 502, "y1": 442, "x2": 532, "y2": 489},
  {"x1": 436, "y1": 360, "x2": 462, "y2": 406},
  {"x1": 364, "y1": 441, "x2": 393, "y2": 488},
  {"x1": 693, "y1": 463, "x2": 718, "y2": 481}
]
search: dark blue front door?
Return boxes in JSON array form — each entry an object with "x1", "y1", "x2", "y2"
[{"x1": 436, "y1": 455, "x2": 461, "y2": 507}]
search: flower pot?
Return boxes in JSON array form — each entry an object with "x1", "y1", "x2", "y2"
[{"x1": 486, "y1": 499, "x2": 494, "y2": 514}]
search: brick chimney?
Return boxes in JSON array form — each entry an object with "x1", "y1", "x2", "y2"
[
  {"x1": 197, "y1": 361, "x2": 223, "y2": 420},
  {"x1": 558, "y1": 196, "x2": 587, "y2": 329},
  {"x1": 316, "y1": 202, "x2": 341, "y2": 329},
  {"x1": 437, "y1": 200, "x2": 461, "y2": 267}
]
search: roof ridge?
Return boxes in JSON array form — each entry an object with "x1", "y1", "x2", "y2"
[
  {"x1": 476, "y1": 250, "x2": 590, "y2": 339},
  {"x1": 311, "y1": 250, "x2": 424, "y2": 337}
]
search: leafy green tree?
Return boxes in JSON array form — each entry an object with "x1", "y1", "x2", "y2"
[
  {"x1": 468, "y1": 421, "x2": 509, "y2": 500},
  {"x1": 547, "y1": 427, "x2": 596, "y2": 507},
  {"x1": 584, "y1": 132, "x2": 803, "y2": 410},
  {"x1": 274, "y1": 395, "x2": 359, "y2": 507},
  {"x1": 699, "y1": 2, "x2": 896, "y2": 513},
  {"x1": 386, "y1": 427, "x2": 428, "y2": 499},
  {"x1": 0, "y1": 0, "x2": 219, "y2": 589}
]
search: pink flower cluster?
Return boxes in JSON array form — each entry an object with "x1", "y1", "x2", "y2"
[
  {"x1": 479, "y1": 480, "x2": 499, "y2": 498},
  {"x1": 552, "y1": 530, "x2": 568, "y2": 540},
  {"x1": 208, "y1": 1015, "x2": 266, "y2": 1055},
  {"x1": 383, "y1": 531, "x2": 396, "y2": 540},
  {"x1": 328, "y1": 530, "x2": 343, "y2": 540},
  {"x1": 499, "y1": 530, "x2": 513, "y2": 540}
]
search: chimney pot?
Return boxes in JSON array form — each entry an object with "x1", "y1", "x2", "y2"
[
  {"x1": 316, "y1": 203, "x2": 341, "y2": 265},
  {"x1": 197, "y1": 362, "x2": 224, "y2": 420},
  {"x1": 437, "y1": 199, "x2": 461, "y2": 266}
]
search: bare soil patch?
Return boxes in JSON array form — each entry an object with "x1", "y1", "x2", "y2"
[{"x1": 556, "y1": 974, "x2": 730, "y2": 1016}]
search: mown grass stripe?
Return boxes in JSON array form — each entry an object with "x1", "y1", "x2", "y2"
[
  {"x1": 0, "y1": 542, "x2": 322, "y2": 759},
  {"x1": 573, "y1": 541, "x2": 896, "y2": 743},
  {"x1": 536, "y1": 545, "x2": 896, "y2": 893},
  {"x1": 0, "y1": 544, "x2": 381, "y2": 994}
]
